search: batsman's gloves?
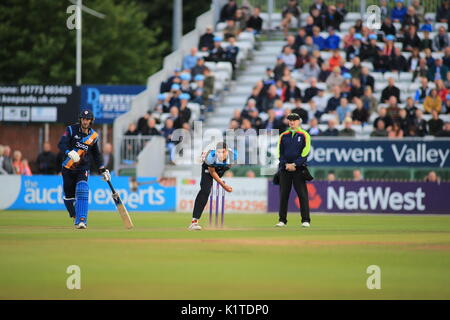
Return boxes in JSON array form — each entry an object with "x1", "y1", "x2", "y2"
[
  {"x1": 68, "y1": 150, "x2": 80, "y2": 163},
  {"x1": 99, "y1": 168, "x2": 111, "y2": 182}
]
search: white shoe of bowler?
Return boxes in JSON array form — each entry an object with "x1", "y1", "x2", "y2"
[{"x1": 188, "y1": 223, "x2": 202, "y2": 231}]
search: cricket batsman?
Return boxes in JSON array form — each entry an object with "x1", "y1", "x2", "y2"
[
  {"x1": 189, "y1": 142, "x2": 235, "y2": 230},
  {"x1": 58, "y1": 110, "x2": 111, "y2": 229}
]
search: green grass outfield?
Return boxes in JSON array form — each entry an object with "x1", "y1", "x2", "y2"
[{"x1": 0, "y1": 211, "x2": 450, "y2": 300}]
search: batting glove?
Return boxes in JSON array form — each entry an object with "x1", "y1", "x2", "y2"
[
  {"x1": 100, "y1": 168, "x2": 111, "y2": 182},
  {"x1": 68, "y1": 150, "x2": 80, "y2": 163}
]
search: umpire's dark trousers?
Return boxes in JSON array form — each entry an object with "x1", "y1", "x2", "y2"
[{"x1": 278, "y1": 168, "x2": 310, "y2": 224}]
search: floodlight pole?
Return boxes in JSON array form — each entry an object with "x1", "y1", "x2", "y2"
[{"x1": 173, "y1": 0, "x2": 183, "y2": 51}]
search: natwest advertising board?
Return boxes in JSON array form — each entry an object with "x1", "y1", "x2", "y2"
[{"x1": 268, "y1": 181, "x2": 450, "y2": 214}]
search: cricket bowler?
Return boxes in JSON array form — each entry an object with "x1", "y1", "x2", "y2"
[
  {"x1": 189, "y1": 142, "x2": 235, "y2": 230},
  {"x1": 58, "y1": 110, "x2": 111, "y2": 229}
]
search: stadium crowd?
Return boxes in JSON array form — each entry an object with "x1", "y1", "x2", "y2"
[{"x1": 122, "y1": 0, "x2": 450, "y2": 165}]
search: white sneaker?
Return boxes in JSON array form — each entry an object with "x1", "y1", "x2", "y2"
[
  {"x1": 76, "y1": 222, "x2": 87, "y2": 229},
  {"x1": 302, "y1": 222, "x2": 310, "y2": 228},
  {"x1": 275, "y1": 222, "x2": 287, "y2": 227},
  {"x1": 188, "y1": 223, "x2": 202, "y2": 231}
]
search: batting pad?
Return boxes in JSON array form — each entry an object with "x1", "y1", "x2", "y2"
[
  {"x1": 63, "y1": 197, "x2": 76, "y2": 219},
  {"x1": 75, "y1": 181, "x2": 89, "y2": 225}
]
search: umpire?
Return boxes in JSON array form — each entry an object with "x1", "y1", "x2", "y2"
[{"x1": 276, "y1": 113, "x2": 312, "y2": 228}]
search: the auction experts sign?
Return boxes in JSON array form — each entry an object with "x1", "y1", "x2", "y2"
[{"x1": 0, "y1": 175, "x2": 175, "y2": 211}]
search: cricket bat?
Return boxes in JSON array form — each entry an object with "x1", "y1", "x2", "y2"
[{"x1": 106, "y1": 180, "x2": 134, "y2": 229}]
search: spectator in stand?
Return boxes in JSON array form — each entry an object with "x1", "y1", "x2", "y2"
[
  {"x1": 353, "y1": 169, "x2": 364, "y2": 181},
  {"x1": 424, "y1": 89, "x2": 443, "y2": 114},
  {"x1": 307, "y1": 100, "x2": 319, "y2": 121},
  {"x1": 281, "y1": 0, "x2": 302, "y2": 38},
  {"x1": 280, "y1": 46, "x2": 296, "y2": 71},
  {"x1": 272, "y1": 99, "x2": 286, "y2": 119},
  {"x1": 413, "y1": 58, "x2": 429, "y2": 81},
  {"x1": 436, "y1": 122, "x2": 450, "y2": 136},
  {"x1": 293, "y1": 28, "x2": 307, "y2": 51},
  {"x1": 424, "y1": 171, "x2": 441, "y2": 183},
  {"x1": 141, "y1": 117, "x2": 161, "y2": 136},
  {"x1": 137, "y1": 111, "x2": 152, "y2": 133},
  {"x1": 101, "y1": 143, "x2": 114, "y2": 172},
  {"x1": 352, "y1": 98, "x2": 369, "y2": 125},
  {"x1": 12, "y1": 150, "x2": 25, "y2": 175},
  {"x1": 318, "y1": 62, "x2": 331, "y2": 82},
  {"x1": 374, "y1": 107, "x2": 393, "y2": 131},
  {"x1": 161, "y1": 118, "x2": 176, "y2": 160},
  {"x1": 261, "y1": 85, "x2": 280, "y2": 112},
  {"x1": 346, "y1": 34, "x2": 363, "y2": 62},
  {"x1": 312, "y1": 26, "x2": 326, "y2": 51},
  {"x1": 436, "y1": 79, "x2": 449, "y2": 103},
  {"x1": 168, "y1": 106, "x2": 183, "y2": 129},
  {"x1": 388, "y1": 122, "x2": 404, "y2": 138},
  {"x1": 336, "y1": 97, "x2": 351, "y2": 123},
  {"x1": 371, "y1": 119, "x2": 389, "y2": 137},
  {"x1": 306, "y1": 117, "x2": 320, "y2": 136},
  {"x1": 321, "y1": 118, "x2": 339, "y2": 136},
  {"x1": 2, "y1": 146, "x2": 14, "y2": 174},
  {"x1": 274, "y1": 57, "x2": 287, "y2": 81},
  {"x1": 291, "y1": 99, "x2": 309, "y2": 124},
  {"x1": 419, "y1": 24, "x2": 433, "y2": 51},
  {"x1": 223, "y1": 19, "x2": 240, "y2": 41},
  {"x1": 220, "y1": 0, "x2": 237, "y2": 22},
  {"x1": 303, "y1": 77, "x2": 320, "y2": 102},
  {"x1": 36, "y1": 142, "x2": 57, "y2": 174},
  {"x1": 414, "y1": 77, "x2": 430, "y2": 103},
  {"x1": 349, "y1": 78, "x2": 364, "y2": 101},
  {"x1": 247, "y1": 108, "x2": 263, "y2": 130},
  {"x1": 234, "y1": 8, "x2": 247, "y2": 31},
  {"x1": 246, "y1": 7, "x2": 263, "y2": 34},
  {"x1": 411, "y1": 109, "x2": 428, "y2": 136},
  {"x1": 379, "y1": 0, "x2": 390, "y2": 20},
  {"x1": 397, "y1": 108, "x2": 411, "y2": 135},
  {"x1": 359, "y1": 67, "x2": 375, "y2": 92},
  {"x1": 343, "y1": 27, "x2": 356, "y2": 49},
  {"x1": 183, "y1": 47, "x2": 198, "y2": 71},
  {"x1": 301, "y1": 57, "x2": 321, "y2": 82},
  {"x1": 21, "y1": 159, "x2": 32, "y2": 176},
  {"x1": 424, "y1": 48, "x2": 435, "y2": 68},
  {"x1": 436, "y1": 0, "x2": 450, "y2": 27},
  {"x1": 225, "y1": 36, "x2": 240, "y2": 77},
  {"x1": 325, "y1": 85, "x2": 342, "y2": 114},
  {"x1": 327, "y1": 171, "x2": 336, "y2": 181},
  {"x1": 405, "y1": 96, "x2": 418, "y2": 120},
  {"x1": 362, "y1": 86, "x2": 378, "y2": 115},
  {"x1": 0, "y1": 145, "x2": 6, "y2": 175},
  {"x1": 339, "y1": 117, "x2": 356, "y2": 137},
  {"x1": 443, "y1": 47, "x2": 450, "y2": 68},
  {"x1": 328, "y1": 49, "x2": 344, "y2": 71},
  {"x1": 312, "y1": 89, "x2": 328, "y2": 117},
  {"x1": 325, "y1": 27, "x2": 340, "y2": 50},
  {"x1": 381, "y1": 77, "x2": 401, "y2": 103},
  {"x1": 301, "y1": 36, "x2": 319, "y2": 55},
  {"x1": 411, "y1": 0, "x2": 424, "y2": 22},
  {"x1": 340, "y1": 73, "x2": 352, "y2": 98},
  {"x1": 386, "y1": 96, "x2": 402, "y2": 122},
  {"x1": 444, "y1": 94, "x2": 450, "y2": 113},
  {"x1": 390, "y1": 47, "x2": 408, "y2": 72},
  {"x1": 304, "y1": 16, "x2": 315, "y2": 36},
  {"x1": 263, "y1": 109, "x2": 282, "y2": 130},
  {"x1": 428, "y1": 58, "x2": 450, "y2": 82},
  {"x1": 381, "y1": 17, "x2": 396, "y2": 37},
  {"x1": 408, "y1": 47, "x2": 421, "y2": 73},
  {"x1": 168, "y1": 84, "x2": 182, "y2": 108},
  {"x1": 433, "y1": 26, "x2": 450, "y2": 52},
  {"x1": 428, "y1": 110, "x2": 444, "y2": 136},
  {"x1": 349, "y1": 57, "x2": 362, "y2": 79},
  {"x1": 361, "y1": 34, "x2": 379, "y2": 63},
  {"x1": 391, "y1": 0, "x2": 407, "y2": 23},
  {"x1": 325, "y1": 5, "x2": 343, "y2": 31},
  {"x1": 402, "y1": 6, "x2": 420, "y2": 31},
  {"x1": 326, "y1": 66, "x2": 344, "y2": 90},
  {"x1": 336, "y1": 1, "x2": 347, "y2": 18},
  {"x1": 198, "y1": 26, "x2": 215, "y2": 52},
  {"x1": 206, "y1": 37, "x2": 226, "y2": 63},
  {"x1": 402, "y1": 25, "x2": 421, "y2": 52},
  {"x1": 283, "y1": 79, "x2": 302, "y2": 102},
  {"x1": 311, "y1": 8, "x2": 326, "y2": 31},
  {"x1": 191, "y1": 58, "x2": 207, "y2": 78}
]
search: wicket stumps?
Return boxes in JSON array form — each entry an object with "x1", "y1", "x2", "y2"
[{"x1": 209, "y1": 181, "x2": 225, "y2": 227}]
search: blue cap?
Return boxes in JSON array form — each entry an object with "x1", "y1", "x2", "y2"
[
  {"x1": 447, "y1": 94, "x2": 450, "y2": 100},
  {"x1": 213, "y1": 36, "x2": 222, "y2": 42},
  {"x1": 179, "y1": 93, "x2": 190, "y2": 100},
  {"x1": 174, "y1": 68, "x2": 181, "y2": 72},
  {"x1": 386, "y1": 34, "x2": 395, "y2": 41},
  {"x1": 420, "y1": 24, "x2": 432, "y2": 32},
  {"x1": 369, "y1": 34, "x2": 377, "y2": 40},
  {"x1": 171, "y1": 84, "x2": 180, "y2": 91},
  {"x1": 180, "y1": 73, "x2": 191, "y2": 81},
  {"x1": 157, "y1": 93, "x2": 166, "y2": 100},
  {"x1": 194, "y1": 74, "x2": 205, "y2": 81},
  {"x1": 395, "y1": 0, "x2": 404, "y2": 3},
  {"x1": 354, "y1": 33, "x2": 363, "y2": 40},
  {"x1": 343, "y1": 73, "x2": 352, "y2": 79}
]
